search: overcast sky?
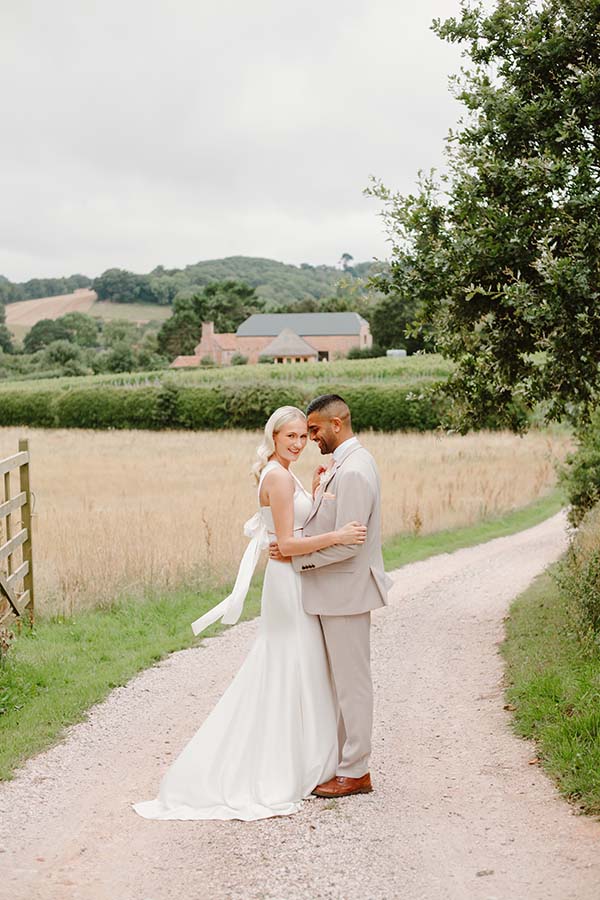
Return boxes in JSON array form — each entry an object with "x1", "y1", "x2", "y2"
[{"x1": 1, "y1": 0, "x2": 467, "y2": 281}]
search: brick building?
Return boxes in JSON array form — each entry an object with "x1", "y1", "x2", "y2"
[{"x1": 170, "y1": 312, "x2": 372, "y2": 367}]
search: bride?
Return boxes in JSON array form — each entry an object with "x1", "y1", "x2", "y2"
[{"x1": 133, "y1": 406, "x2": 366, "y2": 821}]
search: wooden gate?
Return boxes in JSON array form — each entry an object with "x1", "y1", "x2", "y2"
[{"x1": 0, "y1": 439, "x2": 34, "y2": 626}]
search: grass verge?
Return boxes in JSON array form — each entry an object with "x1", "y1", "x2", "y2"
[
  {"x1": 502, "y1": 566, "x2": 600, "y2": 816},
  {"x1": 0, "y1": 584, "x2": 261, "y2": 780},
  {"x1": 383, "y1": 487, "x2": 564, "y2": 570},
  {"x1": 0, "y1": 487, "x2": 564, "y2": 781}
]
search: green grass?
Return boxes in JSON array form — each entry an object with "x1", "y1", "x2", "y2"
[
  {"x1": 383, "y1": 487, "x2": 565, "y2": 570},
  {"x1": 0, "y1": 582, "x2": 262, "y2": 780},
  {"x1": 502, "y1": 566, "x2": 600, "y2": 816},
  {"x1": 90, "y1": 301, "x2": 172, "y2": 323},
  {"x1": 0, "y1": 486, "x2": 563, "y2": 781}
]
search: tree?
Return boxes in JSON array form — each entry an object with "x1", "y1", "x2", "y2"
[
  {"x1": 58, "y1": 312, "x2": 100, "y2": 348},
  {"x1": 368, "y1": 0, "x2": 600, "y2": 430},
  {"x1": 156, "y1": 281, "x2": 264, "y2": 359},
  {"x1": 102, "y1": 319, "x2": 140, "y2": 348},
  {"x1": 339, "y1": 252, "x2": 355, "y2": 272},
  {"x1": 156, "y1": 299, "x2": 203, "y2": 359},
  {"x1": 0, "y1": 301, "x2": 13, "y2": 353},
  {"x1": 92, "y1": 268, "x2": 152, "y2": 304},
  {"x1": 23, "y1": 318, "x2": 70, "y2": 353},
  {"x1": 370, "y1": 293, "x2": 432, "y2": 353}
]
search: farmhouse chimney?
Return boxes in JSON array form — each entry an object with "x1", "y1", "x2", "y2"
[{"x1": 201, "y1": 321, "x2": 215, "y2": 341}]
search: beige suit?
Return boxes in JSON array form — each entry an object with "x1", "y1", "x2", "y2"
[{"x1": 292, "y1": 443, "x2": 393, "y2": 777}]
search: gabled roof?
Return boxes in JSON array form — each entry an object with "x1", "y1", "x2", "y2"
[
  {"x1": 213, "y1": 333, "x2": 237, "y2": 350},
  {"x1": 237, "y1": 312, "x2": 368, "y2": 337},
  {"x1": 261, "y1": 328, "x2": 318, "y2": 358}
]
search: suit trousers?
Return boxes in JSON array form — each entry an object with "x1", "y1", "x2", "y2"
[{"x1": 319, "y1": 611, "x2": 372, "y2": 778}]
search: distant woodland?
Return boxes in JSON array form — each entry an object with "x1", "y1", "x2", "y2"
[{"x1": 0, "y1": 256, "x2": 380, "y2": 309}]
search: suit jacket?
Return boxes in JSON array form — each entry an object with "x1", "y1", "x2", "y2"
[{"x1": 292, "y1": 443, "x2": 393, "y2": 616}]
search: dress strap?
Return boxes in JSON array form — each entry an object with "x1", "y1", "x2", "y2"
[{"x1": 258, "y1": 459, "x2": 282, "y2": 491}]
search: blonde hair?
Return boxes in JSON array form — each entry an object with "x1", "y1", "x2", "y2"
[{"x1": 251, "y1": 406, "x2": 306, "y2": 482}]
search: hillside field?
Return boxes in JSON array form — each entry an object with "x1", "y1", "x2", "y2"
[{"x1": 4, "y1": 291, "x2": 172, "y2": 338}]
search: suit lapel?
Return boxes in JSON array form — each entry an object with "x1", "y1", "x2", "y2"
[{"x1": 304, "y1": 443, "x2": 362, "y2": 527}]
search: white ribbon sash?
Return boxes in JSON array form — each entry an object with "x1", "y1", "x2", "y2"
[{"x1": 191, "y1": 511, "x2": 270, "y2": 637}]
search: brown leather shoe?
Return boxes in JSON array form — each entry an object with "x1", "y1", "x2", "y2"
[{"x1": 312, "y1": 773, "x2": 373, "y2": 797}]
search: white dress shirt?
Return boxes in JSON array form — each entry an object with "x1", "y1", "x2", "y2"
[{"x1": 332, "y1": 436, "x2": 360, "y2": 465}]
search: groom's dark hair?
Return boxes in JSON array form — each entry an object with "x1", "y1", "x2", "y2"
[{"x1": 306, "y1": 394, "x2": 351, "y2": 422}]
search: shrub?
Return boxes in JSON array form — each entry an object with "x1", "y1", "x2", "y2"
[
  {"x1": 0, "y1": 390, "x2": 57, "y2": 427},
  {"x1": 222, "y1": 383, "x2": 308, "y2": 429},
  {"x1": 175, "y1": 386, "x2": 228, "y2": 429},
  {"x1": 555, "y1": 503, "x2": 600, "y2": 654},
  {"x1": 559, "y1": 409, "x2": 600, "y2": 526},
  {"x1": 316, "y1": 383, "x2": 447, "y2": 432},
  {"x1": 0, "y1": 379, "x2": 449, "y2": 431},
  {"x1": 230, "y1": 353, "x2": 248, "y2": 366},
  {"x1": 347, "y1": 344, "x2": 387, "y2": 360}
]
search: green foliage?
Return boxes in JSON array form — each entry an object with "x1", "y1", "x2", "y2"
[
  {"x1": 0, "y1": 373, "x2": 448, "y2": 432},
  {"x1": 559, "y1": 409, "x2": 600, "y2": 526},
  {"x1": 59, "y1": 312, "x2": 99, "y2": 348},
  {"x1": 503, "y1": 566, "x2": 600, "y2": 815},
  {"x1": 92, "y1": 268, "x2": 176, "y2": 305},
  {"x1": 369, "y1": 290, "x2": 433, "y2": 353},
  {"x1": 23, "y1": 319, "x2": 70, "y2": 353},
  {"x1": 156, "y1": 303, "x2": 201, "y2": 358},
  {"x1": 369, "y1": 0, "x2": 600, "y2": 430},
  {"x1": 555, "y1": 517, "x2": 600, "y2": 654},
  {"x1": 156, "y1": 281, "x2": 264, "y2": 360},
  {"x1": 346, "y1": 345, "x2": 386, "y2": 360},
  {"x1": 0, "y1": 273, "x2": 91, "y2": 305},
  {"x1": 0, "y1": 390, "x2": 57, "y2": 427},
  {"x1": 0, "y1": 301, "x2": 13, "y2": 353},
  {"x1": 230, "y1": 353, "x2": 248, "y2": 366}
]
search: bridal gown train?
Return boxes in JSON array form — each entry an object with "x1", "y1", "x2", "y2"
[{"x1": 133, "y1": 460, "x2": 338, "y2": 821}]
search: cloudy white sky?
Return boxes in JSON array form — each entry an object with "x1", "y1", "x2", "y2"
[{"x1": 1, "y1": 0, "x2": 467, "y2": 281}]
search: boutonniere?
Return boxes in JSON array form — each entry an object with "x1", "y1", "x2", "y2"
[{"x1": 318, "y1": 463, "x2": 337, "y2": 489}]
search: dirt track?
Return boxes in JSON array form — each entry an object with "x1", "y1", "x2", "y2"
[{"x1": 2, "y1": 510, "x2": 599, "y2": 900}]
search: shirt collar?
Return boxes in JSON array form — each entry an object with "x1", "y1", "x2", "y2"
[{"x1": 332, "y1": 436, "x2": 360, "y2": 465}]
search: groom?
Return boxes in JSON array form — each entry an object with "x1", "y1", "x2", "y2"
[{"x1": 270, "y1": 393, "x2": 393, "y2": 797}]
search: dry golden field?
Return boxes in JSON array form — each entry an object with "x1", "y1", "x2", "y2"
[{"x1": 0, "y1": 426, "x2": 572, "y2": 616}]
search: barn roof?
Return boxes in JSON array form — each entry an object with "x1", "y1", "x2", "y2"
[
  {"x1": 236, "y1": 312, "x2": 367, "y2": 337},
  {"x1": 260, "y1": 328, "x2": 318, "y2": 358}
]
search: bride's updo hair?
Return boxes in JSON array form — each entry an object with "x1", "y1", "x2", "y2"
[{"x1": 252, "y1": 405, "x2": 306, "y2": 482}]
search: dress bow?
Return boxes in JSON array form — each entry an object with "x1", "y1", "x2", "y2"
[{"x1": 191, "y1": 512, "x2": 269, "y2": 637}]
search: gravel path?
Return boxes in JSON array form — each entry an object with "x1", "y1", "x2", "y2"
[{"x1": 2, "y1": 510, "x2": 600, "y2": 900}]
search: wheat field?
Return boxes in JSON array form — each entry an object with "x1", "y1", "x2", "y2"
[{"x1": 0, "y1": 426, "x2": 572, "y2": 616}]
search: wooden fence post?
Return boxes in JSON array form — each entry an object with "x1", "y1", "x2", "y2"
[{"x1": 18, "y1": 439, "x2": 34, "y2": 624}]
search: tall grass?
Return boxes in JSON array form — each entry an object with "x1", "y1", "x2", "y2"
[{"x1": 0, "y1": 426, "x2": 572, "y2": 617}]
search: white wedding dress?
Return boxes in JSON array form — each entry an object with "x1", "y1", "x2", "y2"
[{"x1": 133, "y1": 460, "x2": 338, "y2": 821}]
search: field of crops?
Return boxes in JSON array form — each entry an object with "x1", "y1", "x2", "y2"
[
  {"x1": 0, "y1": 425, "x2": 571, "y2": 616},
  {"x1": 0, "y1": 353, "x2": 454, "y2": 392}
]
